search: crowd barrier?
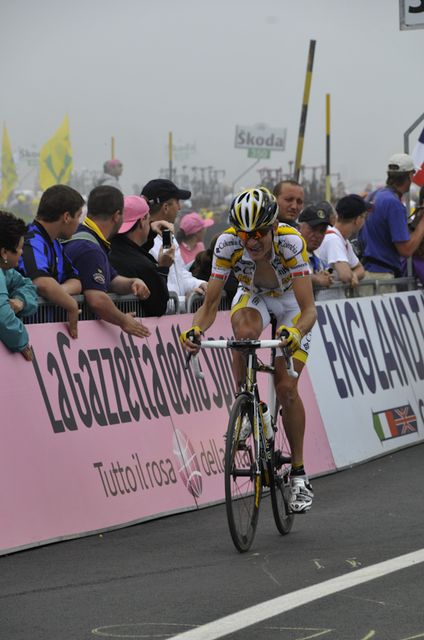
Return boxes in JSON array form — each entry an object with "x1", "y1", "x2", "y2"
[
  {"x1": 2, "y1": 285, "x2": 424, "y2": 555},
  {"x1": 22, "y1": 276, "x2": 420, "y2": 324}
]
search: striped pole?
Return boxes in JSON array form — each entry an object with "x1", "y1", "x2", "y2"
[
  {"x1": 294, "y1": 40, "x2": 316, "y2": 182},
  {"x1": 168, "y1": 131, "x2": 173, "y2": 180},
  {"x1": 111, "y1": 136, "x2": 115, "y2": 160},
  {"x1": 325, "y1": 93, "x2": 331, "y2": 201}
]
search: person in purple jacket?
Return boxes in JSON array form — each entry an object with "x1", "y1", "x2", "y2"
[{"x1": 359, "y1": 153, "x2": 424, "y2": 294}]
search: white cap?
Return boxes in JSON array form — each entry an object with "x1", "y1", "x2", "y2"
[{"x1": 387, "y1": 153, "x2": 415, "y2": 173}]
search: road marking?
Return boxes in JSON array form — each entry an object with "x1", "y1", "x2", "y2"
[{"x1": 168, "y1": 548, "x2": 424, "y2": 640}]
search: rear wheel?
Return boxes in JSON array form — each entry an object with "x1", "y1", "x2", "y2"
[
  {"x1": 225, "y1": 394, "x2": 262, "y2": 552},
  {"x1": 269, "y1": 406, "x2": 294, "y2": 535}
]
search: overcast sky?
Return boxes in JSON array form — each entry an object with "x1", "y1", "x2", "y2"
[{"x1": 1, "y1": 0, "x2": 423, "y2": 195}]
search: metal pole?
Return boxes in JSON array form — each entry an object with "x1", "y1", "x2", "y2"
[
  {"x1": 403, "y1": 112, "x2": 424, "y2": 277},
  {"x1": 294, "y1": 39, "x2": 316, "y2": 183},
  {"x1": 231, "y1": 159, "x2": 260, "y2": 195},
  {"x1": 403, "y1": 112, "x2": 424, "y2": 154},
  {"x1": 168, "y1": 131, "x2": 173, "y2": 180},
  {"x1": 111, "y1": 136, "x2": 115, "y2": 159},
  {"x1": 325, "y1": 93, "x2": 331, "y2": 201}
]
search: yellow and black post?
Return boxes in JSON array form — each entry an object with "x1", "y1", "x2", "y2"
[
  {"x1": 325, "y1": 93, "x2": 331, "y2": 201},
  {"x1": 168, "y1": 131, "x2": 173, "y2": 180},
  {"x1": 294, "y1": 39, "x2": 316, "y2": 182}
]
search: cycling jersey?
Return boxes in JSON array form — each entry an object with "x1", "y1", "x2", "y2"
[{"x1": 211, "y1": 224, "x2": 311, "y2": 300}]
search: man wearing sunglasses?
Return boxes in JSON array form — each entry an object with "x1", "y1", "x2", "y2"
[{"x1": 181, "y1": 187, "x2": 317, "y2": 513}]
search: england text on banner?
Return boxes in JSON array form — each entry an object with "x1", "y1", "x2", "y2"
[
  {"x1": 373, "y1": 405, "x2": 418, "y2": 442},
  {"x1": 39, "y1": 115, "x2": 73, "y2": 190},
  {"x1": 412, "y1": 126, "x2": 424, "y2": 187},
  {"x1": 0, "y1": 125, "x2": 18, "y2": 204}
]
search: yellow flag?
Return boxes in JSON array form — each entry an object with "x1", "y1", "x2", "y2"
[
  {"x1": 0, "y1": 125, "x2": 18, "y2": 204},
  {"x1": 39, "y1": 115, "x2": 73, "y2": 190}
]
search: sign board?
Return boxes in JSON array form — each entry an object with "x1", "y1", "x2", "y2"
[
  {"x1": 400, "y1": 0, "x2": 424, "y2": 29},
  {"x1": 235, "y1": 123, "x2": 286, "y2": 152},
  {"x1": 248, "y1": 148, "x2": 271, "y2": 160}
]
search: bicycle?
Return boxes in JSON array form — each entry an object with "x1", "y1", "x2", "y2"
[{"x1": 189, "y1": 336, "x2": 297, "y2": 553}]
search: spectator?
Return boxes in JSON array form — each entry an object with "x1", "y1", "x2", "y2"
[
  {"x1": 0, "y1": 211, "x2": 37, "y2": 360},
  {"x1": 141, "y1": 179, "x2": 207, "y2": 309},
  {"x1": 97, "y1": 159, "x2": 123, "y2": 191},
  {"x1": 18, "y1": 185, "x2": 83, "y2": 339},
  {"x1": 273, "y1": 179, "x2": 304, "y2": 227},
  {"x1": 315, "y1": 195, "x2": 367, "y2": 299},
  {"x1": 176, "y1": 212, "x2": 215, "y2": 265},
  {"x1": 63, "y1": 186, "x2": 151, "y2": 338},
  {"x1": 359, "y1": 153, "x2": 424, "y2": 293},
  {"x1": 190, "y1": 233, "x2": 238, "y2": 305},
  {"x1": 298, "y1": 204, "x2": 334, "y2": 295},
  {"x1": 110, "y1": 195, "x2": 174, "y2": 317}
]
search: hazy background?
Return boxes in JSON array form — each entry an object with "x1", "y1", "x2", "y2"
[{"x1": 1, "y1": 0, "x2": 423, "y2": 195}]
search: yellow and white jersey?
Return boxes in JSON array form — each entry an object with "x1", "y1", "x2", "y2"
[{"x1": 211, "y1": 224, "x2": 311, "y2": 297}]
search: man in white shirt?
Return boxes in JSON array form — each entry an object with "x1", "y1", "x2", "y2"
[
  {"x1": 315, "y1": 194, "x2": 368, "y2": 299},
  {"x1": 141, "y1": 179, "x2": 207, "y2": 309}
]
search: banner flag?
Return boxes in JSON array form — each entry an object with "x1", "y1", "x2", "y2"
[
  {"x1": 412, "y1": 126, "x2": 424, "y2": 187},
  {"x1": 39, "y1": 115, "x2": 73, "y2": 190},
  {"x1": 0, "y1": 125, "x2": 18, "y2": 204},
  {"x1": 373, "y1": 404, "x2": 418, "y2": 442}
]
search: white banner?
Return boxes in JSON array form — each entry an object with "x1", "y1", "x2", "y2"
[{"x1": 308, "y1": 290, "x2": 424, "y2": 467}]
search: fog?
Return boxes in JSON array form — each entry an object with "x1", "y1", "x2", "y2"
[{"x1": 1, "y1": 0, "x2": 423, "y2": 196}]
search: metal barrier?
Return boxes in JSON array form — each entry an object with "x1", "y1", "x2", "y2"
[
  {"x1": 23, "y1": 291, "x2": 180, "y2": 325},
  {"x1": 186, "y1": 291, "x2": 231, "y2": 314},
  {"x1": 314, "y1": 276, "x2": 419, "y2": 299},
  {"x1": 21, "y1": 277, "x2": 422, "y2": 325}
]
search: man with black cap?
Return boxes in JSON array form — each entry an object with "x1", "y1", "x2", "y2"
[
  {"x1": 359, "y1": 153, "x2": 424, "y2": 293},
  {"x1": 141, "y1": 179, "x2": 207, "y2": 308},
  {"x1": 315, "y1": 194, "x2": 367, "y2": 299},
  {"x1": 298, "y1": 204, "x2": 334, "y2": 294}
]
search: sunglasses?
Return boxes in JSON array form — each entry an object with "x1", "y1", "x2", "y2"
[{"x1": 236, "y1": 227, "x2": 272, "y2": 242}]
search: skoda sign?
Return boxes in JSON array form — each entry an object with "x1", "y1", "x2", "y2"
[{"x1": 235, "y1": 123, "x2": 287, "y2": 152}]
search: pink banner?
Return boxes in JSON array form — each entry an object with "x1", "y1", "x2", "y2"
[{"x1": 0, "y1": 313, "x2": 335, "y2": 554}]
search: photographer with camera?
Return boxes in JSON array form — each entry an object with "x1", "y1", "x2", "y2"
[{"x1": 141, "y1": 179, "x2": 208, "y2": 310}]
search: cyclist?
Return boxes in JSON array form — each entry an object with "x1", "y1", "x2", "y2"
[{"x1": 180, "y1": 187, "x2": 317, "y2": 512}]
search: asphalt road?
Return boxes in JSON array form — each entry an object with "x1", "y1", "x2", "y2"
[{"x1": 2, "y1": 443, "x2": 424, "y2": 640}]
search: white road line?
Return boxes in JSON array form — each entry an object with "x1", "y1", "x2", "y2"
[{"x1": 169, "y1": 548, "x2": 424, "y2": 640}]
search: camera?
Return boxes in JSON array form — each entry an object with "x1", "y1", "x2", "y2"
[{"x1": 162, "y1": 229, "x2": 172, "y2": 249}]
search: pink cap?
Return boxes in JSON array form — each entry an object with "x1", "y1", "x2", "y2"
[
  {"x1": 119, "y1": 196, "x2": 150, "y2": 234},
  {"x1": 106, "y1": 158, "x2": 123, "y2": 168},
  {"x1": 179, "y1": 212, "x2": 214, "y2": 235}
]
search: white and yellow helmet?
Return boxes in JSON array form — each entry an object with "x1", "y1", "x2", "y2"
[{"x1": 229, "y1": 187, "x2": 278, "y2": 231}]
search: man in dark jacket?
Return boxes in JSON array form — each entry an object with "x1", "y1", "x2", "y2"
[{"x1": 109, "y1": 195, "x2": 174, "y2": 316}]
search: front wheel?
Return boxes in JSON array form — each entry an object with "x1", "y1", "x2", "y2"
[
  {"x1": 225, "y1": 394, "x2": 262, "y2": 552},
  {"x1": 269, "y1": 406, "x2": 294, "y2": 535}
]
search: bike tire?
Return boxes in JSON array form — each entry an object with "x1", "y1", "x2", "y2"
[
  {"x1": 269, "y1": 406, "x2": 294, "y2": 535},
  {"x1": 225, "y1": 394, "x2": 262, "y2": 552}
]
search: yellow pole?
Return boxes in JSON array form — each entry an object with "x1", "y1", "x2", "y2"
[
  {"x1": 294, "y1": 40, "x2": 316, "y2": 182},
  {"x1": 168, "y1": 131, "x2": 173, "y2": 180},
  {"x1": 325, "y1": 93, "x2": 331, "y2": 201},
  {"x1": 111, "y1": 136, "x2": 115, "y2": 160}
]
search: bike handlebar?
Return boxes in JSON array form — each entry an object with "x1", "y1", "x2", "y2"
[{"x1": 187, "y1": 338, "x2": 298, "y2": 380}]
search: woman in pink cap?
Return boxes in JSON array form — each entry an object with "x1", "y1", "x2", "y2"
[{"x1": 176, "y1": 212, "x2": 214, "y2": 265}]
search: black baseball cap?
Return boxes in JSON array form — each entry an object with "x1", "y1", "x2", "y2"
[
  {"x1": 336, "y1": 194, "x2": 371, "y2": 220},
  {"x1": 141, "y1": 179, "x2": 191, "y2": 204},
  {"x1": 298, "y1": 204, "x2": 331, "y2": 227}
]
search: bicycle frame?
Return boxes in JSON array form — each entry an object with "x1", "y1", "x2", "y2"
[{"x1": 188, "y1": 338, "x2": 296, "y2": 551}]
